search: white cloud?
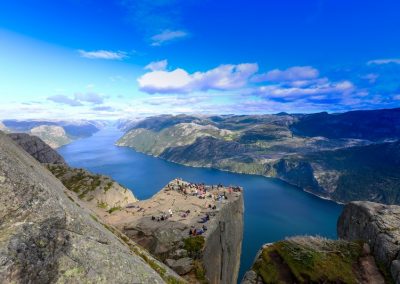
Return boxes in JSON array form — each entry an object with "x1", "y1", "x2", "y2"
[
  {"x1": 74, "y1": 92, "x2": 104, "y2": 104},
  {"x1": 47, "y1": 95, "x2": 83, "y2": 106},
  {"x1": 254, "y1": 80, "x2": 354, "y2": 100},
  {"x1": 360, "y1": 73, "x2": 379, "y2": 84},
  {"x1": 78, "y1": 50, "x2": 127, "y2": 60},
  {"x1": 252, "y1": 66, "x2": 319, "y2": 82},
  {"x1": 150, "y1": 30, "x2": 188, "y2": 46},
  {"x1": 145, "y1": 59, "x2": 168, "y2": 71},
  {"x1": 138, "y1": 62, "x2": 259, "y2": 94},
  {"x1": 47, "y1": 92, "x2": 105, "y2": 106},
  {"x1": 367, "y1": 58, "x2": 400, "y2": 65}
]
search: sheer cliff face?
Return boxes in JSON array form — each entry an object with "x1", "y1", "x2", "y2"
[
  {"x1": 202, "y1": 191, "x2": 244, "y2": 284},
  {"x1": 338, "y1": 201, "x2": 400, "y2": 283},
  {"x1": 0, "y1": 132, "x2": 169, "y2": 283}
]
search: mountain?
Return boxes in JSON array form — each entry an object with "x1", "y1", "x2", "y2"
[
  {"x1": 291, "y1": 108, "x2": 400, "y2": 141},
  {"x1": 117, "y1": 108, "x2": 400, "y2": 204},
  {"x1": 271, "y1": 140, "x2": 400, "y2": 204},
  {"x1": 30, "y1": 125, "x2": 72, "y2": 148},
  {"x1": 2, "y1": 119, "x2": 103, "y2": 148}
]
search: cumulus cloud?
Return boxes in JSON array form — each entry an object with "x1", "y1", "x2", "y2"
[
  {"x1": 150, "y1": 30, "x2": 188, "y2": 46},
  {"x1": 138, "y1": 62, "x2": 259, "y2": 94},
  {"x1": 367, "y1": 58, "x2": 400, "y2": 65},
  {"x1": 252, "y1": 66, "x2": 319, "y2": 83},
  {"x1": 78, "y1": 50, "x2": 127, "y2": 60},
  {"x1": 145, "y1": 59, "x2": 168, "y2": 71},
  {"x1": 47, "y1": 95, "x2": 83, "y2": 106}
]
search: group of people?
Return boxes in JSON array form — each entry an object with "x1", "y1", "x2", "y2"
[
  {"x1": 189, "y1": 224, "x2": 208, "y2": 236},
  {"x1": 151, "y1": 208, "x2": 174, "y2": 222}
]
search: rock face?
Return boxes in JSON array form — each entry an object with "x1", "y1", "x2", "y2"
[
  {"x1": 105, "y1": 179, "x2": 244, "y2": 283},
  {"x1": 8, "y1": 133, "x2": 66, "y2": 164},
  {"x1": 30, "y1": 125, "x2": 72, "y2": 148},
  {"x1": 338, "y1": 201, "x2": 400, "y2": 282},
  {"x1": 0, "y1": 131, "x2": 181, "y2": 283}
]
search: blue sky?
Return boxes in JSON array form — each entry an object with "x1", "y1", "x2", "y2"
[{"x1": 1, "y1": 0, "x2": 400, "y2": 119}]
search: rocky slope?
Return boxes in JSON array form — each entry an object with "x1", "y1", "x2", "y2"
[
  {"x1": 117, "y1": 108, "x2": 400, "y2": 204},
  {"x1": 242, "y1": 201, "x2": 400, "y2": 283},
  {"x1": 8, "y1": 133, "x2": 66, "y2": 164},
  {"x1": 338, "y1": 201, "x2": 400, "y2": 283},
  {"x1": 30, "y1": 125, "x2": 72, "y2": 148},
  {"x1": 0, "y1": 131, "x2": 183, "y2": 283},
  {"x1": 46, "y1": 164, "x2": 138, "y2": 215}
]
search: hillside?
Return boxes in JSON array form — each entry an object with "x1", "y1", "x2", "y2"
[
  {"x1": 0, "y1": 131, "x2": 182, "y2": 283},
  {"x1": 2, "y1": 119, "x2": 102, "y2": 148},
  {"x1": 30, "y1": 125, "x2": 72, "y2": 148},
  {"x1": 117, "y1": 108, "x2": 400, "y2": 204}
]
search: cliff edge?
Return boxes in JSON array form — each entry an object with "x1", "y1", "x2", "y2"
[{"x1": 104, "y1": 179, "x2": 244, "y2": 284}]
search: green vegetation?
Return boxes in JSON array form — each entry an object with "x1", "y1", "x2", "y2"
[
  {"x1": 193, "y1": 260, "x2": 207, "y2": 283},
  {"x1": 107, "y1": 206, "x2": 121, "y2": 214},
  {"x1": 253, "y1": 237, "x2": 363, "y2": 284},
  {"x1": 97, "y1": 200, "x2": 108, "y2": 209},
  {"x1": 184, "y1": 236, "x2": 205, "y2": 259}
]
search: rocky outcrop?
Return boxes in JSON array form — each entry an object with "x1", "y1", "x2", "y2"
[
  {"x1": 8, "y1": 133, "x2": 66, "y2": 164},
  {"x1": 30, "y1": 125, "x2": 72, "y2": 148},
  {"x1": 105, "y1": 179, "x2": 244, "y2": 283},
  {"x1": 241, "y1": 236, "x2": 385, "y2": 284},
  {"x1": 338, "y1": 201, "x2": 400, "y2": 283},
  {"x1": 46, "y1": 164, "x2": 138, "y2": 216},
  {"x1": 0, "y1": 131, "x2": 183, "y2": 283}
]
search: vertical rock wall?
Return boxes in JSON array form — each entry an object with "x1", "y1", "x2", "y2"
[{"x1": 202, "y1": 193, "x2": 244, "y2": 284}]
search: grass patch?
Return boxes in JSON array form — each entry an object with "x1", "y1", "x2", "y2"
[
  {"x1": 184, "y1": 236, "x2": 205, "y2": 259},
  {"x1": 193, "y1": 260, "x2": 207, "y2": 283},
  {"x1": 107, "y1": 206, "x2": 122, "y2": 214},
  {"x1": 97, "y1": 200, "x2": 108, "y2": 209},
  {"x1": 253, "y1": 237, "x2": 363, "y2": 284}
]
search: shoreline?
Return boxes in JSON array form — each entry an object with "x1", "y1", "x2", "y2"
[{"x1": 115, "y1": 143, "x2": 344, "y2": 206}]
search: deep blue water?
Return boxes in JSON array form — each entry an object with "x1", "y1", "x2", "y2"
[{"x1": 58, "y1": 128, "x2": 343, "y2": 282}]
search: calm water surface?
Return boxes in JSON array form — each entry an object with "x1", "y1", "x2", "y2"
[{"x1": 59, "y1": 128, "x2": 342, "y2": 281}]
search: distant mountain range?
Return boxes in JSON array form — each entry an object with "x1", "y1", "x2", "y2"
[
  {"x1": 1, "y1": 119, "x2": 104, "y2": 148},
  {"x1": 117, "y1": 108, "x2": 400, "y2": 204}
]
